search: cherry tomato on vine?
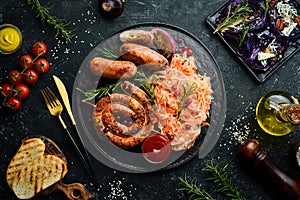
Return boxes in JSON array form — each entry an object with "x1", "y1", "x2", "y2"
[
  {"x1": 8, "y1": 70, "x2": 22, "y2": 84},
  {"x1": 6, "y1": 97, "x2": 22, "y2": 111},
  {"x1": 14, "y1": 84, "x2": 30, "y2": 99},
  {"x1": 34, "y1": 58, "x2": 50, "y2": 74},
  {"x1": 32, "y1": 42, "x2": 47, "y2": 57},
  {"x1": 0, "y1": 83, "x2": 14, "y2": 97},
  {"x1": 23, "y1": 69, "x2": 39, "y2": 84},
  {"x1": 19, "y1": 54, "x2": 34, "y2": 69}
]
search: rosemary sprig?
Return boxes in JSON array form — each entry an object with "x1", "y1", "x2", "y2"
[
  {"x1": 214, "y1": 3, "x2": 251, "y2": 34},
  {"x1": 178, "y1": 160, "x2": 246, "y2": 200},
  {"x1": 26, "y1": 0, "x2": 76, "y2": 43},
  {"x1": 76, "y1": 82, "x2": 120, "y2": 101},
  {"x1": 178, "y1": 175, "x2": 215, "y2": 200},
  {"x1": 96, "y1": 48, "x2": 119, "y2": 59},
  {"x1": 135, "y1": 70, "x2": 157, "y2": 102},
  {"x1": 238, "y1": 26, "x2": 249, "y2": 47},
  {"x1": 177, "y1": 83, "x2": 196, "y2": 119},
  {"x1": 203, "y1": 160, "x2": 246, "y2": 200}
]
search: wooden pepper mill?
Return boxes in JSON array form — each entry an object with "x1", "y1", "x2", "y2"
[{"x1": 238, "y1": 139, "x2": 300, "y2": 199}]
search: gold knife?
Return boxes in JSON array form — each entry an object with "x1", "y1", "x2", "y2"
[
  {"x1": 52, "y1": 75, "x2": 97, "y2": 186},
  {"x1": 53, "y1": 75, "x2": 76, "y2": 125}
]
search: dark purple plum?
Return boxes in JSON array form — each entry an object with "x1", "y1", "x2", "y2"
[{"x1": 99, "y1": 0, "x2": 125, "y2": 19}]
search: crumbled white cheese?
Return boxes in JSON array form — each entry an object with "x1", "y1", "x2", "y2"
[
  {"x1": 268, "y1": 39, "x2": 279, "y2": 55},
  {"x1": 282, "y1": 22, "x2": 298, "y2": 36},
  {"x1": 277, "y1": 2, "x2": 297, "y2": 17},
  {"x1": 257, "y1": 52, "x2": 276, "y2": 61},
  {"x1": 276, "y1": 1, "x2": 298, "y2": 36}
]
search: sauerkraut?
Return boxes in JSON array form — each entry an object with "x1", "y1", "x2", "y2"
[{"x1": 152, "y1": 54, "x2": 212, "y2": 151}]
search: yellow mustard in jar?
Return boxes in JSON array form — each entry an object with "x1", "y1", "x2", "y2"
[{"x1": 0, "y1": 24, "x2": 22, "y2": 54}]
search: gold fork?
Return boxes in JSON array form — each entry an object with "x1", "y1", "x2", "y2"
[
  {"x1": 41, "y1": 87, "x2": 97, "y2": 186},
  {"x1": 41, "y1": 87, "x2": 67, "y2": 129}
]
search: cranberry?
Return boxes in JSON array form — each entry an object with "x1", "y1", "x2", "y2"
[
  {"x1": 270, "y1": 0, "x2": 276, "y2": 6},
  {"x1": 177, "y1": 38, "x2": 183, "y2": 43},
  {"x1": 177, "y1": 48, "x2": 183, "y2": 53},
  {"x1": 187, "y1": 49, "x2": 193, "y2": 56},
  {"x1": 183, "y1": 45, "x2": 189, "y2": 52},
  {"x1": 174, "y1": 90, "x2": 180, "y2": 96},
  {"x1": 185, "y1": 124, "x2": 191, "y2": 130},
  {"x1": 186, "y1": 98, "x2": 192, "y2": 105},
  {"x1": 103, "y1": 127, "x2": 110, "y2": 133},
  {"x1": 167, "y1": 134, "x2": 174, "y2": 141}
]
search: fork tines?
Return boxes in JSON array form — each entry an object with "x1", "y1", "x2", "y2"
[{"x1": 41, "y1": 87, "x2": 60, "y2": 108}]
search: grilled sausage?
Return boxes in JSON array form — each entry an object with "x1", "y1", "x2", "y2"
[
  {"x1": 119, "y1": 43, "x2": 169, "y2": 71},
  {"x1": 121, "y1": 81, "x2": 156, "y2": 122},
  {"x1": 93, "y1": 93, "x2": 154, "y2": 148},
  {"x1": 89, "y1": 57, "x2": 137, "y2": 79},
  {"x1": 119, "y1": 30, "x2": 154, "y2": 47},
  {"x1": 100, "y1": 98, "x2": 146, "y2": 136}
]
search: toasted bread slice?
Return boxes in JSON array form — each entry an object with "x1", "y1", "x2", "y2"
[
  {"x1": 11, "y1": 155, "x2": 67, "y2": 199},
  {"x1": 6, "y1": 138, "x2": 46, "y2": 188}
]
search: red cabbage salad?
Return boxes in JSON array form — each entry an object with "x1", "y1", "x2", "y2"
[{"x1": 214, "y1": 0, "x2": 300, "y2": 71}]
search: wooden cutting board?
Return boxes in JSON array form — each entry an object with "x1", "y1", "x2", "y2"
[{"x1": 18, "y1": 135, "x2": 94, "y2": 200}]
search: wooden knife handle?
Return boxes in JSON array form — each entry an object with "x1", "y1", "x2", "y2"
[{"x1": 238, "y1": 139, "x2": 300, "y2": 199}]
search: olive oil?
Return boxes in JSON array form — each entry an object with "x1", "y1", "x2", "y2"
[{"x1": 256, "y1": 91, "x2": 300, "y2": 136}]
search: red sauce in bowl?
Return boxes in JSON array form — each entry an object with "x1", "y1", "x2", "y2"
[{"x1": 142, "y1": 134, "x2": 171, "y2": 164}]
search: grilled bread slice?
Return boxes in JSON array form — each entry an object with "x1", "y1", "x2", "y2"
[
  {"x1": 11, "y1": 154, "x2": 67, "y2": 199},
  {"x1": 6, "y1": 138, "x2": 46, "y2": 188}
]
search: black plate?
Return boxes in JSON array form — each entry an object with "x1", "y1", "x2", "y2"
[
  {"x1": 206, "y1": 0, "x2": 300, "y2": 82},
  {"x1": 72, "y1": 23, "x2": 226, "y2": 173}
]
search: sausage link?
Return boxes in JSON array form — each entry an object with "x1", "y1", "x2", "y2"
[
  {"x1": 119, "y1": 43, "x2": 169, "y2": 71},
  {"x1": 121, "y1": 81, "x2": 157, "y2": 124},
  {"x1": 89, "y1": 57, "x2": 137, "y2": 79},
  {"x1": 93, "y1": 93, "x2": 154, "y2": 147},
  {"x1": 101, "y1": 103, "x2": 146, "y2": 136}
]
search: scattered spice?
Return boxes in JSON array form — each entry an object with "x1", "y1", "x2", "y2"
[
  {"x1": 104, "y1": 178, "x2": 136, "y2": 200},
  {"x1": 224, "y1": 100, "x2": 256, "y2": 147}
]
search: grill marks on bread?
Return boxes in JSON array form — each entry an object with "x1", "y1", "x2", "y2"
[
  {"x1": 11, "y1": 155, "x2": 66, "y2": 199},
  {"x1": 6, "y1": 138, "x2": 45, "y2": 188},
  {"x1": 6, "y1": 138, "x2": 68, "y2": 199}
]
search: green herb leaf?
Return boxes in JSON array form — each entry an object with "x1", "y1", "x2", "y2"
[
  {"x1": 177, "y1": 83, "x2": 196, "y2": 119},
  {"x1": 238, "y1": 26, "x2": 249, "y2": 47},
  {"x1": 202, "y1": 160, "x2": 247, "y2": 200},
  {"x1": 178, "y1": 175, "x2": 215, "y2": 200},
  {"x1": 96, "y1": 48, "x2": 119, "y2": 59},
  {"x1": 26, "y1": 0, "x2": 76, "y2": 43},
  {"x1": 76, "y1": 82, "x2": 120, "y2": 101},
  {"x1": 136, "y1": 70, "x2": 157, "y2": 102},
  {"x1": 214, "y1": 3, "x2": 251, "y2": 34}
]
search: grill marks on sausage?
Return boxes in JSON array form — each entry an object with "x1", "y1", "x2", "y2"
[
  {"x1": 119, "y1": 43, "x2": 169, "y2": 71},
  {"x1": 89, "y1": 57, "x2": 137, "y2": 79},
  {"x1": 93, "y1": 82, "x2": 156, "y2": 148}
]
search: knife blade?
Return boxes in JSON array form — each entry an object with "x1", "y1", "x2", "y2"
[
  {"x1": 52, "y1": 75, "x2": 97, "y2": 186},
  {"x1": 53, "y1": 75, "x2": 76, "y2": 125}
]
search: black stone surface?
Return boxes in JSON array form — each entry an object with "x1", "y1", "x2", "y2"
[{"x1": 0, "y1": 0, "x2": 299, "y2": 199}]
